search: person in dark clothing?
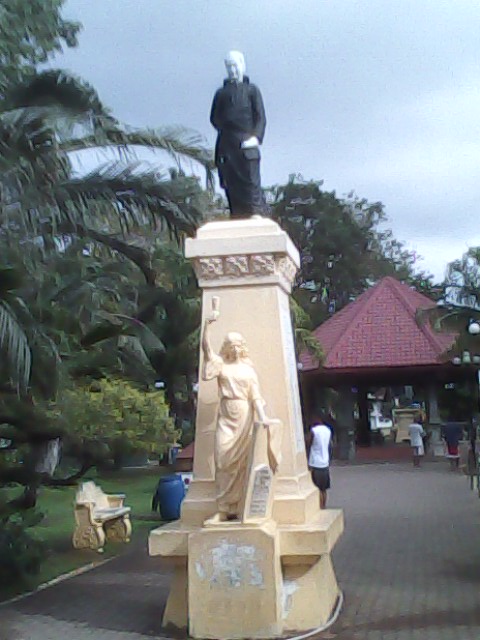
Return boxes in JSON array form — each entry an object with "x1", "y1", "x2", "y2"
[
  {"x1": 442, "y1": 421, "x2": 464, "y2": 471},
  {"x1": 210, "y1": 51, "x2": 266, "y2": 218}
]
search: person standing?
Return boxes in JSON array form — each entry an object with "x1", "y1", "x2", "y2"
[
  {"x1": 442, "y1": 420, "x2": 463, "y2": 471},
  {"x1": 307, "y1": 414, "x2": 332, "y2": 509},
  {"x1": 408, "y1": 413, "x2": 426, "y2": 467}
]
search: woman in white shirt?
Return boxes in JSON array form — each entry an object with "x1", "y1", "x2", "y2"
[{"x1": 408, "y1": 413, "x2": 426, "y2": 467}]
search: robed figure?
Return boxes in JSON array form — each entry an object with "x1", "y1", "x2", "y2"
[
  {"x1": 200, "y1": 297, "x2": 282, "y2": 524},
  {"x1": 210, "y1": 50, "x2": 267, "y2": 218}
]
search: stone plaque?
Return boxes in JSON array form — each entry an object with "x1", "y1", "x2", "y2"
[{"x1": 248, "y1": 464, "x2": 272, "y2": 518}]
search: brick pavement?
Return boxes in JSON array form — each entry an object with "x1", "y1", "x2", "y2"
[
  {"x1": 328, "y1": 463, "x2": 480, "y2": 640},
  {"x1": 3, "y1": 461, "x2": 480, "y2": 640}
]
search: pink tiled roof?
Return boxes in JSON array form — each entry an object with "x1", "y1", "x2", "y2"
[{"x1": 300, "y1": 277, "x2": 457, "y2": 372}]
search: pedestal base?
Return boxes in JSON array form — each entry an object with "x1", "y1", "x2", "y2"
[
  {"x1": 150, "y1": 218, "x2": 345, "y2": 639},
  {"x1": 149, "y1": 509, "x2": 343, "y2": 639},
  {"x1": 190, "y1": 523, "x2": 282, "y2": 639}
]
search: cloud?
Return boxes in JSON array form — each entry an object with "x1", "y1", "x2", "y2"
[{"x1": 59, "y1": 0, "x2": 480, "y2": 282}]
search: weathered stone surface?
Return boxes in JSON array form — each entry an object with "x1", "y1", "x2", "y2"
[{"x1": 149, "y1": 217, "x2": 343, "y2": 638}]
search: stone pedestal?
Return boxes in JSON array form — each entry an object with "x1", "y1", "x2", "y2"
[
  {"x1": 149, "y1": 218, "x2": 343, "y2": 638},
  {"x1": 149, "y1": 511, "x2": 343, "y2": 636},
  {"x1": 189, "y1": 523, "x2": 282, "y2": 639}
]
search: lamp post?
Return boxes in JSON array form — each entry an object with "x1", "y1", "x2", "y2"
[{"x1": 451, "y1": 321, "x2": 480, "y2": 482}]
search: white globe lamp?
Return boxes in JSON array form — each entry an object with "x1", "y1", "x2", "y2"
[{"x1": 468, "y1": 321, "x2": 480, "y2": 335}]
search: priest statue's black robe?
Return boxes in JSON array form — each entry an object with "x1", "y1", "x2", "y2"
[{"x1": 210, "y1": 77, "x2": 266, "y2": 218}]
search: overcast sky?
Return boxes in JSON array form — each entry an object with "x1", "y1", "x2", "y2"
[{"x1": 57, "y1": 0, "x2": 480, "y2": 281}]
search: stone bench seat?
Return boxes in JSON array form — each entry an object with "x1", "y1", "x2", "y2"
[
  {"x1": 73, "y1": 481, "x2": 132, "y2": 552},
  {"x1": 92, "y1": 506, "x2": 131, "y2": 520}
]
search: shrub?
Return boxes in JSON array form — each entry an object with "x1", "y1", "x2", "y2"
[
  {"x1": 0, "y1": 510, "x2": 43, "y2": 587},
  {"x1": 49, "y1": 379, "x2": 180, "y2": 468}
]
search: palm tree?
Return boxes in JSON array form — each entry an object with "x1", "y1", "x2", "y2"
[
  {"x1": 0, "y1": 68, "x2": 214, "y2": 388},
  {"x1": 0, "y1": 67, "x2": 217, "y2": 520}
]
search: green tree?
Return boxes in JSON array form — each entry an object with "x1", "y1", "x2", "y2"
[
  {"x1": 270, "y1": 176, "x2": 433, "y2": 326},
  {"x1": 48, "y1": 379, "x2": 179, "y2": 468},
  {"x1": 417, "y1": 247, "x2": 480, "y2": 357},
  {"x1": 0, "y1": 0, "x2": 215, "y2": 554},
  {"x1": 0, "y1": 0, "x2": 80, "y2": 91},
  {"x1": 443, "y1": 247, "x2": 480, "y2": 308}
]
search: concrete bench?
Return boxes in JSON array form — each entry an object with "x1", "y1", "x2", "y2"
[{"x1": 73, "y1": 481, "x2": 132, "y2": 552}]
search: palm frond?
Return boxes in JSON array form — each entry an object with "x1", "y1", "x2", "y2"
[
  {"x1": 290, "y1": 297, "x2": 312, "y2": 329},
  {"x1": 112, "y1": 313, "x2": 166, "y2": 354},
  {"x1": 416, "y1": 305, "x2": 474, "y2": 333},
  {"x1": 17, "y1": 162, "x2": 205, "y2": 238},
  {"x1": 3, "y1": 69, "x2": 113, "y2": 118},
  {"x1": 61, "y1": 124, "x2": 215, "y2": 190},
  {"x1": 0, "y1": 299, "x2": 31, "y2": 389},
  {"x1": 0, "y1": 69, "x2": 114, "y2": 175},
  {"x1": 289, "y1": 299, "x2": 323, "y2": 360},
  {"x1": 295, "y1": 327, "x2": 324, "y2": 362}
]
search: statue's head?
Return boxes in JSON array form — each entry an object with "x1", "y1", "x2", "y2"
[
  {"x1": 225, "y1": 50, "x2": 246, "y2": 82},
  {"x1": 220, "y1": 331, "x2": 249, "y2": 362}
]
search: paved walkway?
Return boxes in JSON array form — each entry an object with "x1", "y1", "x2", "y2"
[
  {"x1": 328, "y1": 464, "x2": 480, "y2": 640},
  {"x1": 3, "y1": 462, "x2": 480, "y2": 640}
]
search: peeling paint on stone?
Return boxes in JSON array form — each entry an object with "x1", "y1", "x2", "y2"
[
  {"x1": 195, "y1": 561, "x2": 206, "y2": 580},
  {"x1": 282, "y1": 578, "x2": 299, "y2": 619},
  {"x1": 195, "y1": 539, "x2": 265, "y2": 589}
]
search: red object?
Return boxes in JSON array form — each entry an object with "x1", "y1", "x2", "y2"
[
  {"x1": 174, "y1": 442, "x2": 195, "y2": 472},
  {"x1": 447, "y1": 444, "x2": 459, "y2": 456},
  {"x1": 176, "y1": 442, "x2": 195, "y2": 459},
  {"x1": 300, "y1": 277, "x2": 457, "y2": 372}
]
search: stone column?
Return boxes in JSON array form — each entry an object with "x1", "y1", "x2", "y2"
[
  {"x1": 181, "y1": 217, "x2": 318, "y2": 526},
  {"x1": 427, "y1": 382, "x2": 443, "y2": 455},
  {"x1": 336, "y1": 386, "x2": 356, "y2": 461},
  {"x1": 149, "y1": 218, "x2": 343, "y2": 639}
]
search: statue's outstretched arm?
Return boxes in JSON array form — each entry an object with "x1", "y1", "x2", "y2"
[
  {"x1": 201, "y1": 298, "x2": 221, "y2": 380},
  {"x1": 202, "y1": 317, "x2": 216, "y2": 363}
]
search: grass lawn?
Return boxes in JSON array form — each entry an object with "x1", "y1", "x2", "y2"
[{"x1": 1, "y1": 466, "x2": 168, "y2": 601}]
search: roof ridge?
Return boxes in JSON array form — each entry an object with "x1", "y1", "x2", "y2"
[
  {"x1": 301, "y1": 276, "x2": 458, "y2": 371},
  {"x1": 318, "y1": 279, "x2": 390, "y2": 363},
  {"x1": 312, "y1": 285, "x2": 375, "y2": 364},
  {"x1": 387, "y1": 278, "x2": 447, "y2": 356}
]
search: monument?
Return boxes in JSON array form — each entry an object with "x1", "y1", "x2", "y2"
[
  {"x1": 210, "y1": 50, "x2": 266, "y2": 218},
  {"x1": 148, "y1": 52, "x2": 343, "y2": 639}
]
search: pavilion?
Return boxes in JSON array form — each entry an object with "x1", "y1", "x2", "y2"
[{"x1": 299, "y1": 276, "x2": 467, "y2": 456}]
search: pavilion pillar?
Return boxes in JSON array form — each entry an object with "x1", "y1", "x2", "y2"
[
  {"x1": 356, "y1": 386, "x2": 371, "y2": 446},
  {"x1": 336, "y1": 386, "x2": 356, "y2": 460},
  {"x1": 427, "y1": 383, "x2": 441, "y2": 424},
  {"x1": 427, "y1": 382, "x2": 443, "y2": 456}
]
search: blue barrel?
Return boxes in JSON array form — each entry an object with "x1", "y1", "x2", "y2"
[{"x1": 156, "y1": 474, "x2": 185, "y2": 521}]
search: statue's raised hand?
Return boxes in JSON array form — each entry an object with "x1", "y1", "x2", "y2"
[{"x1": 206, "y1": 313, "x2": 218, "y2": 325}]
